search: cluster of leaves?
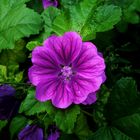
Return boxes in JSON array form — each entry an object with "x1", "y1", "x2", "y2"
[
  {"x1": 42, "y1": 0, "x2": 122, "y2": 40},
  {"x1": 0, "y1": 0, "x2": 140, "y2": 139}
]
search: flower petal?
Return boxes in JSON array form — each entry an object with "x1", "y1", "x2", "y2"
[
  {"x1": 31, "y1": 46, "x2": 59, "y2": 68},
  {"x1": 101, "y1": 72, "x2": 106, "y2": 83},
  {"x1": 36, "y1": 78, "x2": 73, "y2": 108},
  {"x1": 44, "y1": 32, "x2": 82, "y2": 65},
  {"x1": 28, "y1": 65, "x2": 59, "y2": 86},
  {"x1": 0, "y1": 85, "x2": 20, "y2": 120},
  {"x1": 18, "y1": 125, "x2": 43, "y2": 140},
  {"x1": 71, "y1": 75, "x2": 104, "y2": 104},
  {"x1": 52, "y1": 81, "x2": 73, "y2": 108},
  {"x1": 36, "y1": 78, "x2": 58, "y2": 101},
  {"x1": 0, "y1": 84, "x2": 15, "y2": 97},
  {"x1": 73, "y1": 42, "x2": 105, "y2": 78},
  {"x1": 82, "y1": 92, "x2": 97, "y2": 105},
  {"x1": 29, "y1": 46, "x2": 60, "y2": 86},
  {"x1": 48, "y1": 126, "x2": 60, "y2": 140}
]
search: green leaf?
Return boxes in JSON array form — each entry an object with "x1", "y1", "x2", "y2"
[
  {"x1": 135, "y1": 0, "x2": 140, "y2": 12},
  {"x1": 71, "y1": 3, "x2": 122, "y2": 40},
  {"x1": 52, "y1": 0, "x2": 121, "y2": 40},
  {"x1": 87, "y1": 126, "x2": 132, "y2": 140},
  {"x1": 60, "y1": 0, "x2": 81, "y2": 8},
  {"x1": 54, "y1": 105, "x2": 80, "y2": 133},
  {"x1": 105, "y1": 77, "x2": 140, "y2": 120},
  {"x1": 0, "y1": 39, "x2": 26, "y2": 65},
  {"x1": 38, "y1": 114, "x2": 53, "y2": 132},
  {"x1": 74, "y1": 113, "x2": 93, "y2": 140},
  {"x1": 52, "y1": 11, "x2": 72, "y2": 36},
  {"x1": 80, "y1": 5, "x2": 121, "y2": 40},
  {"x1": 0, "y1": 64, "x2": 24, "y2": 83},
  {"x1": 0, "y1": 0, "x2": 42, "y2": 49},
  {"x1": 69, "y1": 0, "x2": 97, "y2": 40},
  {"x1": 14, "y1": 71, "x2": 23, "y2": 82},
  {"x1": 113, "y1": 113, "x2": 140, "y2": 139},
  {"x1": 42, "y1": 7, "x2": 61, "y2": 38},
  {"x1": 26, "y1": 41, "x2": 42, "y2": 51},
  {"x1": 9, "y1": 116, "x2": 28, "y2": 139},
  {"x1": 0, "y1": 65, "x2": 7, "y2": 82},
  {"x1": 109, "y1": 0, "x2": 140, "y2": 24},
  {"x1": 7, "y1": 64, "x2": 24, "y2": 83},
  {"x1": 92, "y1": 5, "x2": 122, "y2": 32},
  {"x1": 20, "y1": 87, "x2": 81, "y2": 133},
  {"x1": 93, "y1": 86, "x2": 110, "y2": 127},
  {"x1": 124, "y1": 6, "x2": 139, "y2": 24},
  {"x1": 19, "y1": 87, "x2": 56, "y2": 116},
  {"x1": 123, "y1": 0, "x2": 140, "y2": 24},
  {"x1": 0, "y1": 120, "x2": 7, "y2": 131},
  {"x1": 59, "y1": 134, "x2": 78, "y2": 140}
]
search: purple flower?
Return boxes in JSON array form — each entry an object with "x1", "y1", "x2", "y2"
[
  {"x1": 28, "y1": 32, "x2": 106, "y2": 108},
  {"x1": 18, "y1": 125, "x2": 43, "y2": 140},
  {"x1": 82, "y1": 72, "x2": 106, "y2": 105},
  {"x1": 0, "y1": 84, "x2": 19, "y2": 120},
  {"x1": 47, "y1": 125, "x2": 60, "y2": 140},
  {"x1": 82, "y1": 92, "x2": 97, "y2": 105},
  {"x1": 42, "y1": 0, "x2": 58, "y2": 9}
]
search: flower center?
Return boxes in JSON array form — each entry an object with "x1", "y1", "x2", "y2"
[{"x1": 61, "y1": 66, "x2": 73, "y2": 80}]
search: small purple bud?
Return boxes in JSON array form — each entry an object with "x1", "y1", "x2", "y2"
[
  {"x1": 18, "y1": 125, "x2": 44, "y2": 140},
  {"x1": 42, "y1": 0, "x2": 58, "y2": 9},
  {"x1": 0, "y1": 85, "x2": 19, "y2": 120}
]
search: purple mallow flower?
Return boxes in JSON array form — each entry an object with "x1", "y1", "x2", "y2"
[
  {"x1": 42, "y1": 0, "x2": 58, "y2": 9},
  {"x1": 28, "y1": 32, "x2": 106, "y2": 108},
  {"x1": 47, "y1": 125, "x2": 60, "y2": 140},
  {"x1": 82, "y1": 92, "x2": 97, "y2": 105},
  {"x1": 0, "y1": 84, "x2": 19, "y2": 120},
  {"x1": 18, "y1": 125, "x2": 43, "y2": 140}
]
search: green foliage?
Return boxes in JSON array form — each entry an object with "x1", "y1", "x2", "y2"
[
  {"x1": 114, "y1": 0, "x2": 140, "y2": 24},
  {"x1": 19, "y1": 87, "x2": 55, "y2": 116},
  {"x1": 0, "y1": 39, "x2": 26, "y2": 65},
  {"x1": 113, "y1": 113, "x2": 140, "y2": 139},
  {"x1": 14, "y1": 71, "x2": 24, "y2": 83},
  {"x1": 87, "y1": 126, "x2": 133, "y2": 140},
  {"x1": 105, "y1": 0, "x2": 140, "y2": 31},
  {"x1": 0, "y1": 120, "x2": 7, "y2": 131},
  {"x1": 93, "y1": 86, "x2": 110, "y2": 127},
  {"x1": 104, "y1": 77, "x2": 140, "y2": 139},
  {"x1": 52, "y1": 11, "x2": 72, "y2": 36},
  {"x1": 105, "y1": 77, "x2": 140, "y2": 120},
  {"x1": 59, "y1": 134, "x2": 78, "y2": 140},
  {"x1": 0, "y1": 0, "x2": 140, "y2": 139},
  {"x1": 0, "y1": 65, "x2": 7, "y2": 82},
  {"x1": 9, "y1": 65, "x2": 24, "y2": 83},
  {"x1": 42, "y1": 7, "x2": 61, "y2": 39},
  {"x1": 60, "y1": 0, "x2": 81, "y2": 8},
  {"x1": 54, "y1": 105, "x2": 80, "y2": 134},
  {"x1": 51, "y1": 0, "x2": 122, "y2": 40},
  {"x1": 19, "y1": 87, "x2": 81, "y2": 134},
  {"x1": 0, "y1": 39, "x2": 26, "y2": 83},
  {"x1": 0, "y1": 0, "x2": 42, "y2": 49},
  {"x1": 135, "y1": 0, "x2": 140, "y2": 12},
  {"x1": 26, "y1": 41, "x2": 42, "y2": 51},
  {"x1": 9, "y1": 116, "x2": 28, "y2": 139},
  {"x1": 74, "y1": 113, "x2": 93, "y2": 140},
  {"x1": 0, "y1": 64, "x2": 24, "y2": 83},
  {"x1": 92, "y1": 5, "x2": 122, "y2": 32},
  {"x1": 0, "y1": 39, "x2": 25, "y2": 83}
]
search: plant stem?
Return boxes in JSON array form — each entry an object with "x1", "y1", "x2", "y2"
[
  {"x1": 81, "y1": 109, "x2": 93, "y2": 117},
  {"x1": 0, "y1": 82, "x2": 31, "y2": 86},
  {"x1": 42, "y1": 112, "x2": 48, "y2": 120}
]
